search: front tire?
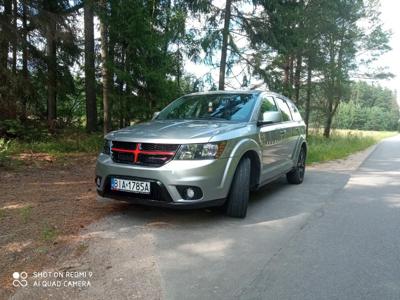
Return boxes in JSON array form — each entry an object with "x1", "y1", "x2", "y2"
[
  {"x1": 225, "y1": 157, "x2": 251, "y2": 218},
  {"x1": 287, "y1": 147, "x2": 306, "y2": 184}
]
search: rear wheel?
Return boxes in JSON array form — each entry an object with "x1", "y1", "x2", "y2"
[
  {"x1": 287, "y1": 147, "x2": 306, "y2": 184},
  {"x1": 225, "y1": 157, "x2": 251, "y2": 218}
]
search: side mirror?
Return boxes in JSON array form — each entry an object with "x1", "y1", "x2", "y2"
[
  {"x1": 152, "y1": 111, "x2": 160, "y2": 120},
  {"x1": 257, "y1": 111, "x2": 282, "y2": 126}
]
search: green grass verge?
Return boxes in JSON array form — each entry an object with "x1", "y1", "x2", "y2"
[
  {"x1": 0, "y1": 130, "x2": 103, "y2": 168},
  {"x1": 307, "y1": 129, "x2": 397, "y2": 164},
  {"x1": 7, "y1": 132, "x2": 103, "y2": 155}
]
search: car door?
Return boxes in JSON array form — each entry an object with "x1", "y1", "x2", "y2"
[
  {"x1": 257, "y1": 95, "x2": 287, "y2": 181},
  {"x1": 287, "y1": 100, "x2": 306, "y2": 159},
  {"x1": 274, "y1": 97, "x2": 297, "y2": 168}
]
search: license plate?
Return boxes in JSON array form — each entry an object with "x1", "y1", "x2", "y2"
[{"x1": 111, "y1": 178, "x2": 151, "y2": 194}]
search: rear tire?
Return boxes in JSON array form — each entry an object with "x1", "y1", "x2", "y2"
[
  {"x1": 225, "y1": 157, "x2": 251, "y2": 218},
  {"x1": 287, "y1": 147, "x2": 306, "y2": 184}
]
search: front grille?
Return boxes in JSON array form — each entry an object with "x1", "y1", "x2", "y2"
[
  {"x1": 113, "y1": 152, "x2": 134, "y2": 163},
  {"x1": 111, "y1": 141, "x2": 179, "y2": 167},
  {"x1": 104, "y1": 176, "x2": 172, "y2": 202},
  {"x1": 138, "y1": 154, "x2": 171, "y2": 165},
  {"x1": 113, "y1": 141, "x2": 137, "y2": 150},
  {"x1": 141, "y1": 143, "x2": 178, "y2": 152}
]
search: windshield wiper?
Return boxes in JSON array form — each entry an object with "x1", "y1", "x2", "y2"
[{"x1": 194, "y1": 116, "x2": 227, "y2": 121}]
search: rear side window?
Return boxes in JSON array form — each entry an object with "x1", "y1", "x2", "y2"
[
  {"x1": 275, "y1": 98, "x2": 292, "y2": 122},
  {"x1": 289, "y1": 102, "x2": 303, "y2": 122}
]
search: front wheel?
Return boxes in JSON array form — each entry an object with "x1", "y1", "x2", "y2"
[
  {"x1": 287, "y1": 147, "x2": 306, "y2": 184},
  {"x1": 225, "y1": 157, "x2": 251, "y2": 218}
]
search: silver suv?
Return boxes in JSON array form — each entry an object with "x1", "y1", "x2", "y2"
[{"x1": 96, "y1": 91, "x2": 307, "y2": 218}]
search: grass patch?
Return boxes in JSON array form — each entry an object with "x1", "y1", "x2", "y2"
[
  {"x1": 41, "y1": 224, "x2": 58, "y2": 242},
  {"x1": 307, "y1": 129, "x2": 397, "y2": 164},
  {"x1": 0, "y1": 130, "x2": 103, "y2": 168},
  {"x1": 34, "y1": 246, "x2": 49, "y2": 254},
  {"x1": 0, "y1": 209, "x2": 5, "y2": 220},
  {"x1": 19, "y1": 205, "x2": 33, "y2": 223},
  {"x1": 7, "y1": 131, "x2": 103, "y2": 155}
]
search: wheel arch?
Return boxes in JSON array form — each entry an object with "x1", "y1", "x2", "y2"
[
  {"x1": 241, "y1": 150, "x2": 261, "y2": 190},
  {"x1": 224, "y1": 138, "x2": 262, "y2": 193},
  {"x1": 292, "y1": 137, "x2": 308, "y2": 163},
  {"x1": 301, "y1": 140, "x2": 307, "y2": 155}
]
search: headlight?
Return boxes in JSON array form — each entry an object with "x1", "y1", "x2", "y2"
[
  {"x1": 103, "y1": 139, "x2": 112, "y2": 155},
  {"x1": 175, "y1": 142, "x2": 227, "y2": 160}
]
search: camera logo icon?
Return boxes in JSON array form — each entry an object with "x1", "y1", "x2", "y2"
[{"x1": 12, "y1": 272, "x2": 28, "y2": 287}]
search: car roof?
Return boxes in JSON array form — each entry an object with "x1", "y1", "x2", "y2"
[{"x1": 185, "y1": 90, "x2": 296, "y2": 104}]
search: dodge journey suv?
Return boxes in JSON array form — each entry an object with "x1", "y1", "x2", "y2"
[{"x1": 96, "y1": 90, "x2": 307, "y2": 218}]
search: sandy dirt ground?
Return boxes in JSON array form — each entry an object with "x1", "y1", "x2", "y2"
[{"x1": 0, "y1": 154, "x2": 129, "y2": 299}]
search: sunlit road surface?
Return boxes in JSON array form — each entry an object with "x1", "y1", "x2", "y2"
[
  {"x1": 153, "y1": 134, "x2": 400, "y2": 300},
  {"x1": 13, "y1": 135, "x2": 400, "y2": 300}
]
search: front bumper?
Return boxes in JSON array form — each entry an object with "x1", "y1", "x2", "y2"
[{"x1": 95, "y1": 153, "x2": 239, "y2": 207}]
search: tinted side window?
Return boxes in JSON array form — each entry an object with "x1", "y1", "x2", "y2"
[
  {"x1": 289, "y1": 102, "x2": 303, "y2": 122},
  {"x1": 275, "y1": 98, "x2": 292, "y2": 121}
]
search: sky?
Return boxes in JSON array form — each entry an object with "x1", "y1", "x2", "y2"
[{"x1": 376, "y1": 0, "x2": 400, "y2": 105}]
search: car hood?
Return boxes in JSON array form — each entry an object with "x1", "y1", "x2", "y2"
[{"x1": 105, "y1": 120, "x2": 247, "y2": 144}]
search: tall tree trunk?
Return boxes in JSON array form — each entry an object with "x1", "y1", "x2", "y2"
[
  {"x1": 84, "y1": 0, "x2": 97, "y2": 132},
  {"x1": 46, "y1": 19, "x2": 57, "y2": 130},
  {"x1": 294, "y1": 55, "x2": 302, "y2": 104},
  {"x1": 12, "y1": 0, "x2": 17, "y2": 74},
  {"x1": 20, "y1": 0, "x2": 28, "y2": 121},
  {"x1": 323, "y1": 95, "x2": 334, "y2": 138},
  {"x1": 305, "y1": 60, "x2": 312, "y2": 136},
  {"x1": 125, "y1": 85, "x2": 131, "y2": 126},
  {"x1": 117, "y1": 47, "x2": 126, "y2": 128},
  {"x1": 119, "y1": 87, "x2": 123, "y2": 129},
  {"x1": 0, "y1": 0, "x2": 12, "y2": 69},
  {"x1": 100, "y1": 0, "x2": 110, "y2": 134},
  {"x1": 107, "y1": 2, "x2": 115, "y2": 127},
  {"x1": 218, "y1": 0, "x2": 232, "y2": 91},
  {"x1": 163, "y1": 0, "x2": 172, "y2": 55},
  {"x1": 108, "y1": 44, "x2": 115, "y2": 128},
  {"x1": 323, "y1": 114, "x2": 333, "y2": 138},
  {"x1": 283, "y1": 56, "x2": 290, "y2": 96},
  {"x1": 288, "y1": 55, "x2": 294, "y2": 98},
  {"x1": 177, "y1": 42, "x2": 181, "y2": 91}
]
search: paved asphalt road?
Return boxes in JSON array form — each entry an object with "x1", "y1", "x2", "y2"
[
  {"x1": 150, "y1": 135, "x2": 400, "y2": 300},
  {"x1": 237, "y1": 134, "x2": 400, "y2": 300},
  {"x1": 12, "y1": 135, "x2": 400, "y2": 300}
]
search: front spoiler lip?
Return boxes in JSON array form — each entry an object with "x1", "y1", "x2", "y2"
[{"x1": 97, "y1": 190, "x2": 226, "y2": 209}]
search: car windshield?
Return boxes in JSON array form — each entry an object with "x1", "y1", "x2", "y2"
[{"x1": 156, "y1": 93, "x2": 257, "y2": 122}]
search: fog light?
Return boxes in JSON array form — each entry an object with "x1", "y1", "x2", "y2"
[
  {"x1": 95, "y1": 176, "x2": 102, "y2": 187},
  {"x1": 176, "y1": 186, "x2": 203, "y2": 200},
  {"x1": 186, "y1": 188, "x2": 195, "y2": 199}
]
